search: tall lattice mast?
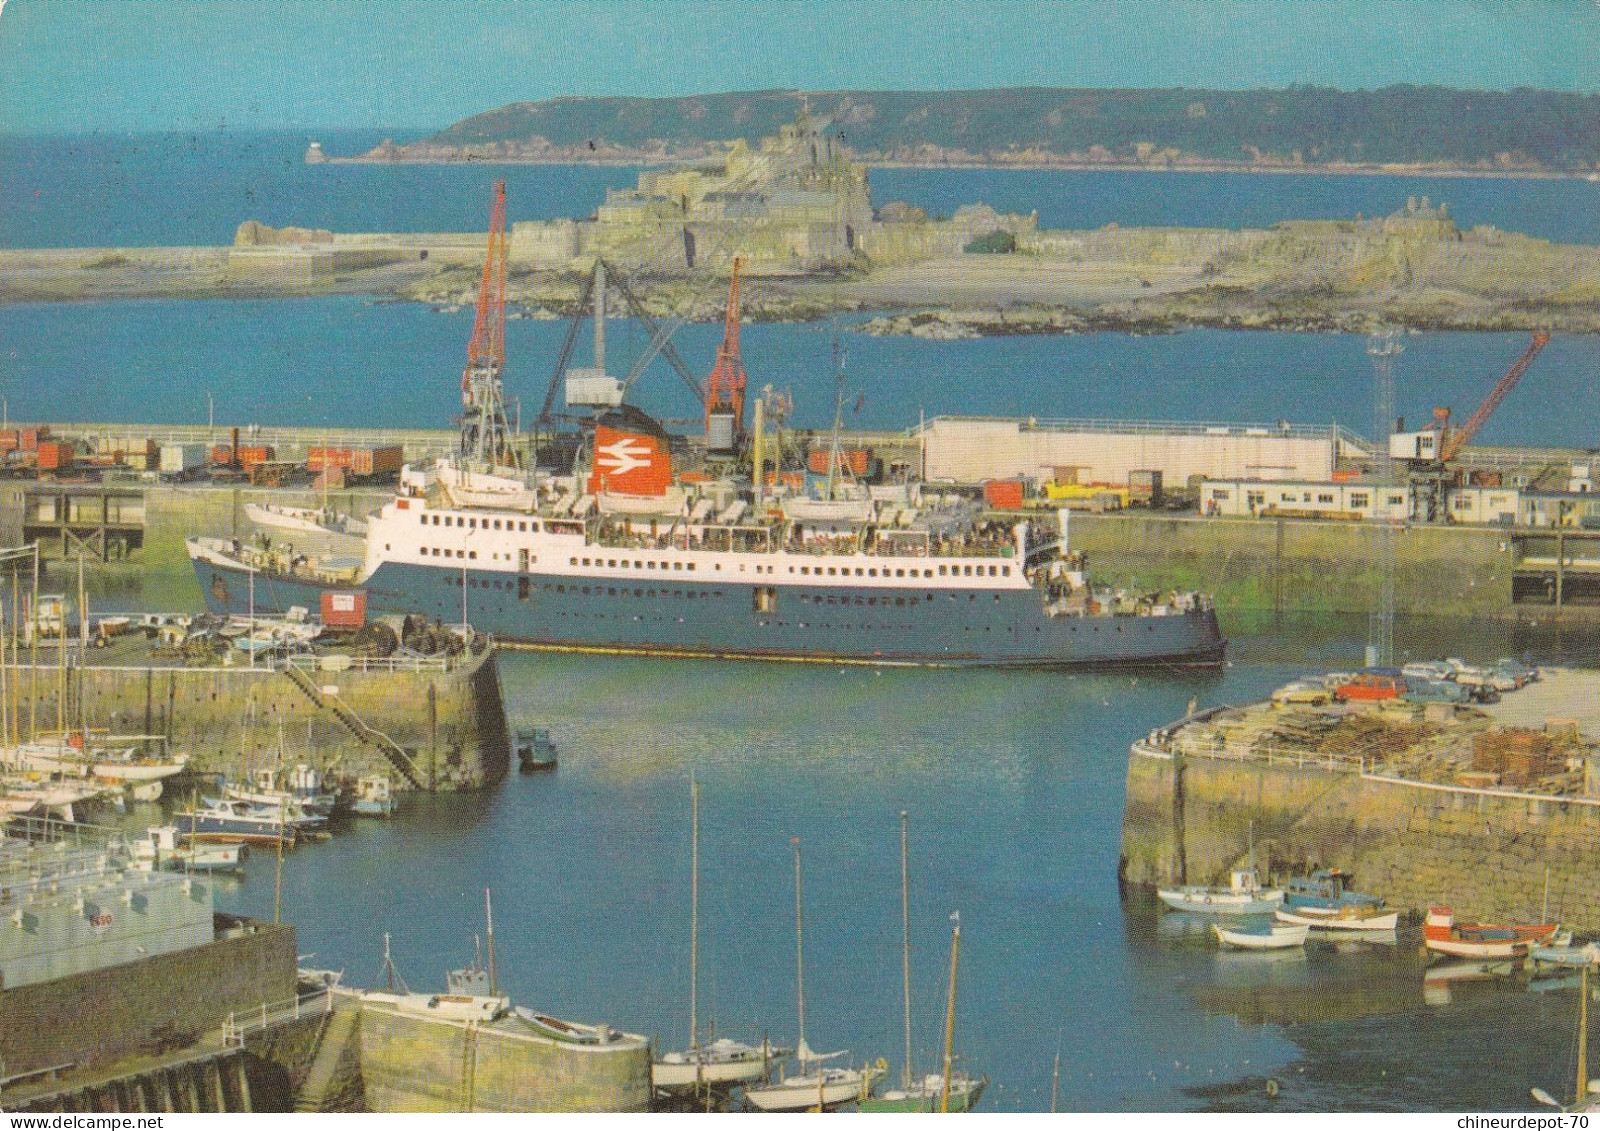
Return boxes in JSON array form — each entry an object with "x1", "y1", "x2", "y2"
[
  {"x1": 459, "y1": 179, "x2": 520, "y2": 471},
  {"x1": 1367, "y1": 329, "x2": 1402, "y2": 667}
]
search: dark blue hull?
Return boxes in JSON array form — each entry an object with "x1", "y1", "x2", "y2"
[{"x1": 195, "y1": 558, "x2": 1225, "y2": 668}]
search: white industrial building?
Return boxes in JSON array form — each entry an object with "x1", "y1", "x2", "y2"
[
  {"x1": 1198, "y1": 478, "x2": 1412, "y2": 521},
  {"x1": 919, "y1": 416, "x2": 1356, "y2": 487}
]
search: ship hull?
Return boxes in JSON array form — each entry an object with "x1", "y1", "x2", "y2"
[{"x1": 192, "y1": 550, "x2": 1225, "y2": 668}]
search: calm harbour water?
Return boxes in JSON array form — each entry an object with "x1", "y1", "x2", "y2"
[
  {"x1": 11, "y1": 133, "x2": 1600, "y2": 1110},
  {"x1": 173, "y1": 615, "x2": 1599, "y2": 1113}
]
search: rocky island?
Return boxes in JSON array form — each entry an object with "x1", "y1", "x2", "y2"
[{"x1": 4, "y1": 106, "x2": 1597, "y2": 337}]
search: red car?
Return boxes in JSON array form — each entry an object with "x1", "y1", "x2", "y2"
[{"x1": 1333, "y1": 672, "x2": 1408, "y2": 702}]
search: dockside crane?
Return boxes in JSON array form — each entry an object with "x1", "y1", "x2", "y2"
[
  {"x1": 459, "y1": 178, "x2": 519, "y2": 471},
  {"x1": 1389, "y1": 330, "x2": 1551, "y2": 520},
  {"x1": 704, "y1": 257, "x2": 748, "y2": 455}
]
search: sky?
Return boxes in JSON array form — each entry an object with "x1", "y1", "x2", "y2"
[{"x1": 0, "y1": 0, "x2": 1596, "y2": 134}]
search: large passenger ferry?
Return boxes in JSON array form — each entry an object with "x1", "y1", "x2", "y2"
[
  {"x1": 187, "y1": 186, "x2": 1223, "y2": 669},
  {"x1": 186, "y1": 465, "x2": 1223, "y2": 668}
]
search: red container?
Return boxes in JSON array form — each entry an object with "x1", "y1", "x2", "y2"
[
  {"x1": 983, "y1": 478, "x2": 1026, "y2": 509},
  {"x1": 0, "y1": 430, "x2": 18, "y2": 453},
  {"x1": 806, "y1": 447, "x2": 873, "y2": 476},
  {"x1": 212, "y1": 444, "x2": 277, "y2": 469},
  {"x1": 20, "y1": 426, "x2": 49, "y2": 452},
  {"x1": 320, "y1": 590, "x2": 367, "y2": 629},
  {"x1": 309, "y1": 444, "x2": 404, "y2": 477},
  {"x1": 35, "y1": 440, "x2": 74, "y2": 471}
]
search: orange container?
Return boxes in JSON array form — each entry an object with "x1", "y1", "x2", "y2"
[
  {"x1": 983, "y1": 478, "x2": 1026, "y2": 509},
  {"x1": 320, "y1": 590, "x2": 367, "y2": 629}
]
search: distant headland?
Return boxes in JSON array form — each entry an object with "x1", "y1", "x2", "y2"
[{"x1": 318, "y1": 86, "x2": 1600, "y2": 179}]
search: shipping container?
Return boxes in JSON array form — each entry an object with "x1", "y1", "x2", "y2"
[
  {"x1": 0, "y1": 430, "x2": 18, "y2": 453},
  {"x1": 320, "y1": 590, "x2": 367, "y2": 629},
  {"x1": 805, "y1": 447, "x2": 873, "y2": 477},
  {"x1": 307, "y1": 444, "x2": 404, "y2": 478},
  {"x1": 983, "y1": 478, "x2": 1026, "y2": 510},
  {"x1": 209, "y1": 444, "x2": 276, "y2": 469},
  {"x1": 160, "y1": 443, "x2": 209, "y2": 474},
  {"x1": 35, "y1": 440, "x2": 75, "y2": 471},
  {"x1": 20, "y1": 427, "x2": 49, "y2": 453}
]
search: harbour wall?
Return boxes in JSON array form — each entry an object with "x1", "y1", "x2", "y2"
[
  {"x1": 0, "y1": 917, "x2": 296, "y2": 1077},
  {"x1": 1067, "y1": 513, "x2": 1527, "y2": 618},
  {"x1": 25, "y1": 646, "x2": 511, "y2": 792},
  {"x1": 1119, "y1": 743, "x2": 1600, "y2": 932},
  {"x1": 357, "y1": 1004, "x2": 652, "y2": 1113}
]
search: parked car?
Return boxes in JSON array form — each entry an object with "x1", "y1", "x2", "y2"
[
  {"x1": 1404, "y1": 679, "x2": 1471, "y2": 704},
  {"x1": 1402, "y1": 661, "x2": 1455, "y2": 682},
  {"x1": 1443, "y1": 658, "x2": 1517, "y2": 692},
  {"x1": 1492, "y1": 657, "x2": 1539, "y2": 687},
  {"x1": 1271, "y1": 680, "x2": 1334, "y2": 707},
  {"x1": 1334, "y1": 672, "x2": 1409, "y2": 702}
]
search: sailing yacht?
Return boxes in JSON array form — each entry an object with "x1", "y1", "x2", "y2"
[
  {"x1": 743, "y1": 838, "x2": 885, "y2": 1112},
  {"x1": 653, "y1": 780, "x2": 789, "y2": 1096},
  {"x1": 860, "y1": 812, "x2": 987, "y2": 1112}
]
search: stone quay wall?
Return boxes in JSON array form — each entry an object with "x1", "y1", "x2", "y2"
[{"x1": 1120, "y1": 742, "x2": 1600, "y2": 932}]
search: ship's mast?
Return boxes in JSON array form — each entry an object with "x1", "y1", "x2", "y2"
[{"x1": 459, "y1": 179, "x2": 520, "y2": 473}]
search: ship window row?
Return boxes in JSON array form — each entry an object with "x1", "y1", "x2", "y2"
[
  {"x1": 419, "y1": 546, "x2": 478, "y2": 560},
  {"x1": 570, "y1": 556, "x2": 695, "y2": 572},
  {"x1": 789, "y1": 563, "x2": 1008, "y2": 579},
  {"x1": 799, "y1": 593, "x2": 927, "y2": 608},
  {"x1": 422, "y1": 514, "x2": 540, "y2": 534}
]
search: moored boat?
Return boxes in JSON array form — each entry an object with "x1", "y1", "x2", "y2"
[
  {"x1": 131, "y1": 824, "x2": 248, "y2": 873},
  {"x1": 350, "y1": 774, "x2": 397, "y2": 817},
  {"x1": 516, "y1": 728, "x2": 557, "y2": 772},
  {"x1": 1158, "y1": 869, "x2": 1285, "y2": 915},
  {"x1": 1423, "y1": 907, "x2": 1562, "y2": 960},
  {"x1": 175, "y1": 797, "x2": 298, "y2": 847},
  {"x1": 1282, "y1": 869, "x2": 1385, "y2": 914},
  {"x1": 1213, "y1": 921, "x2": 1310, "y2": 950},
  {"x1": 1275, "y1": 905, "x2": 1400, "y2": 932}
]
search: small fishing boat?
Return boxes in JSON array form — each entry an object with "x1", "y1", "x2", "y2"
[
  {"x1": 350, "y1": 774, "x2": 397, "y2": 817},
  {"x1": 1423, "y1": 907, "x2": 1563, "y2": 960},
  {"x1": 226, "y1": 767, "x2": 337, "y2": 818},
  {"x1": 1282, "y1": 869, "x2": 1385, "y2": 914},
  {"x1": 131, "y1": 824, "x2": 247, "y2": 873},
  {"x1": 1213, "y1": 921, "x2": 1310, "y2": 950},
  {"x1": 1274, "y1": 905, "x2": 1400, "y2": 932},
  {"x1": 516, "y1": 728, "x2": 556, "y2": 772},
  {"x1": 364, "y1": 990, "x2": 511, "y2": 1022},
  {"x1": 1158, "y1": 868, "x2": 1284, "y2": 915}
]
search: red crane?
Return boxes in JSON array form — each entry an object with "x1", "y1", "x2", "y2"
[
  {"x1": 1439, "y1": 331, "x2": 1551, "y2": 461},
  {"x1": 463, "y1": 178, "x2": 509, "y2": 407},
  {"x1": 704, "y1": 257, "x2": 748, "y2": 441}
]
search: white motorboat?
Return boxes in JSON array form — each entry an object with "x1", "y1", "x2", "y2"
[
  {"x1": 351, "y1": 774, "x2": 397, "y2": 816},
  {"x1": 1158, "y1": 868, "x2": 1285, "y2": 915},
  {"x1": 131, "y1": 825, "x2": 247, "y2": 873},
  {"x1": 1274, "y1": 905, "x2": 1400, "y2": 931},
  {"x1": 1213, "y1": 921, "x2": 1310, "y2": 950}
]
